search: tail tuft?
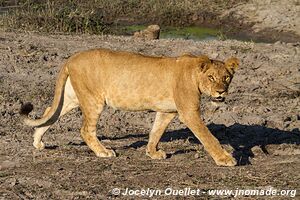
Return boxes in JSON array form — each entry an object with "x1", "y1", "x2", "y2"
[{"x1": 20, "y1": 102, "x2": 34, "y2": 116}]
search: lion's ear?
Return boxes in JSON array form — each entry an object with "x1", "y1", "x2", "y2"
[
  {"x1": 199, "y1": 62, "x2": 209, "y2": 72},
  {"x1": 225, "y1": 57, "x2": 239, "y2": 73},
  {"x1": 198, "y1": 56, "x2": 211, "y2": 72}
]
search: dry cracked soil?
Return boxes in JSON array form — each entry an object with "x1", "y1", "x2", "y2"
[{"x1": 0, "y1": 31, "x2": 300, "y2": 199}]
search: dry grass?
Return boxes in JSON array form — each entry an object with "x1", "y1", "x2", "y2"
[
  {"x1": 1, "y1": 0, "x2": 108, "y2": 34},
  {"x1": 0, "y1": 0, "x2": 248, "y2": 34}
]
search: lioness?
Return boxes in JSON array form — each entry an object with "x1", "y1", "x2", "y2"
[{"x1": 21, "y1": 49, "x2": 239, "y2": 166}]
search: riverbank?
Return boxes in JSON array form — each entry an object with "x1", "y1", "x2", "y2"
[{"x1": 1, "y1": 0, "x2": 299, "y2": 42}]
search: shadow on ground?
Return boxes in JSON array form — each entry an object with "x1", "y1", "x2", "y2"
[
  {"x1": 205, "y1": 123, "x2": 300, "y2": 165},
  {"x1": 90, "y1": 123, "x2": 300, "y2": 166},
  {"x1": 66, "y1": 123, "x2": 300, "y2": 166}
]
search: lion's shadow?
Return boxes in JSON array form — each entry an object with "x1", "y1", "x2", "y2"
[
  {"x1": 207, "y1": 123, "x2": 299, "y2": 165},
  {"x1": 108, "y1": 123, "x2": 300, "y2": 166},
  {"x1": 67, "y1": 123, "x2": 300, "y2": 166}
]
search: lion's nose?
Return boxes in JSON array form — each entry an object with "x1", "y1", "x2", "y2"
[{"x1": 217, "y1": 90, "x2": 226, "y2": 95}]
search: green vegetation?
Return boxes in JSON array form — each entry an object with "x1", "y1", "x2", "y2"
[{"x1": 161, "y1": 26, "x2": 219, "y2": 40}]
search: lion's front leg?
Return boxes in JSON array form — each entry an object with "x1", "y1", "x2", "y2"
[
  {"x1": 146, "y1": 112, "x2": 176, "y2": 159},
  {"x1": 179, "y1": 110, "x2": 236, "y2": 167}
]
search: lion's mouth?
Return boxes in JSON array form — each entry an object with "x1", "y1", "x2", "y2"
[{"x1": 211, "y1": 96, "x2": 225, "y2": 102}]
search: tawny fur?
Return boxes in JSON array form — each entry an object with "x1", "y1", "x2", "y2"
[{"x1": 21, "y1": 48, "x2": 239, "y2": 166}]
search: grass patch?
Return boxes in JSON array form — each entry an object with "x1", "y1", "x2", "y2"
[
  {"x1": 1, "y1": 0, "x2": 108, "y2": 34},
  {"x1": 161, "y1": 26, "x2": 219, "y2": 40}
]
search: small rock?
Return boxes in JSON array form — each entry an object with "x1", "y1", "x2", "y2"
[
  {"x1": 284, "y1": 116, "x2": 292, "y2": 122},
  {"x1": 274, "y1": 41, "x2": 282, "y2": 45},
  {"x1": 194, "y1": 152, "x2": 200, "y2": 159},
  {"x1": 251, "y1": 146, "x2": 264, "y2": 155},
  {"x1": 43, "y1": 55, "x2": 48, "y2": 61},
  {"x1": 133, "y1": 25, "x2": 160, "y2": 40}
]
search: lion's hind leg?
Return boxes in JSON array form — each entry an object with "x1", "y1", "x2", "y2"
[
  {"x1": 79, "y1": 100, "x2": 116, "y2": 158},
  {"x1": 33, "y1": 103, "x2": 78, "y2": 150},
  {"x1": 33, "y1": 107, "x2": 51, "y2": 150},
  {"x1": 33, "y1": 78, "x2": 79, "y2": 150}
]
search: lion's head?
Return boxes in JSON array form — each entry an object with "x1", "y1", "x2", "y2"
[{"x1": 197, "y1": 56, "x2": 239, "y2": 102}]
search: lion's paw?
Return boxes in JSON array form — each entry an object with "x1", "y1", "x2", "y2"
[
  {"x1": 96, "y1": 149, "x2": 116, "y2": 158},
  {"x1": 215, "y1": 151, "x2": 237, "y2": 167},
  {"x1": 146, "y1": 149, "x2": 167, "y2": 159},
  {"x1": 33, "y1": 141, "x2": 45, "y2": 150}
]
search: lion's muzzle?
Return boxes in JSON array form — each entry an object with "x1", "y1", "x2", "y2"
[{"x1": 211, "y1": 96, "x2": 225, "y2": 102}]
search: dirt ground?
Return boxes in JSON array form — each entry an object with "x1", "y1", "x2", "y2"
[
  {"x1": 0, "y1": 30, "x2": 299, "y2": 199},
  {"x1": 220, "y1": 0, "x2": 300, "y2": 43}
]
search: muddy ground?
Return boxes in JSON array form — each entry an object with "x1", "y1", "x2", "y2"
[{"x1": 0, "y1": 31, "x2": 299, "y2": 199}]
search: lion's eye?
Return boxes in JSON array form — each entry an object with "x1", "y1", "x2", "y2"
[
  {"x1": 208, "y1": 75, "x2": 215, "y2": 82},
  {"x1": 223, "y1": 75, "x2": 230, "y2": 82},
  {"x1": 225, "y1": 76, "x2": 230, "y2": 82}
]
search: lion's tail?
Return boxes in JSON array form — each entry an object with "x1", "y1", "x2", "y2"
[{"x1": 20, "y1": 62, "x2": 69, "y2": 127}]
